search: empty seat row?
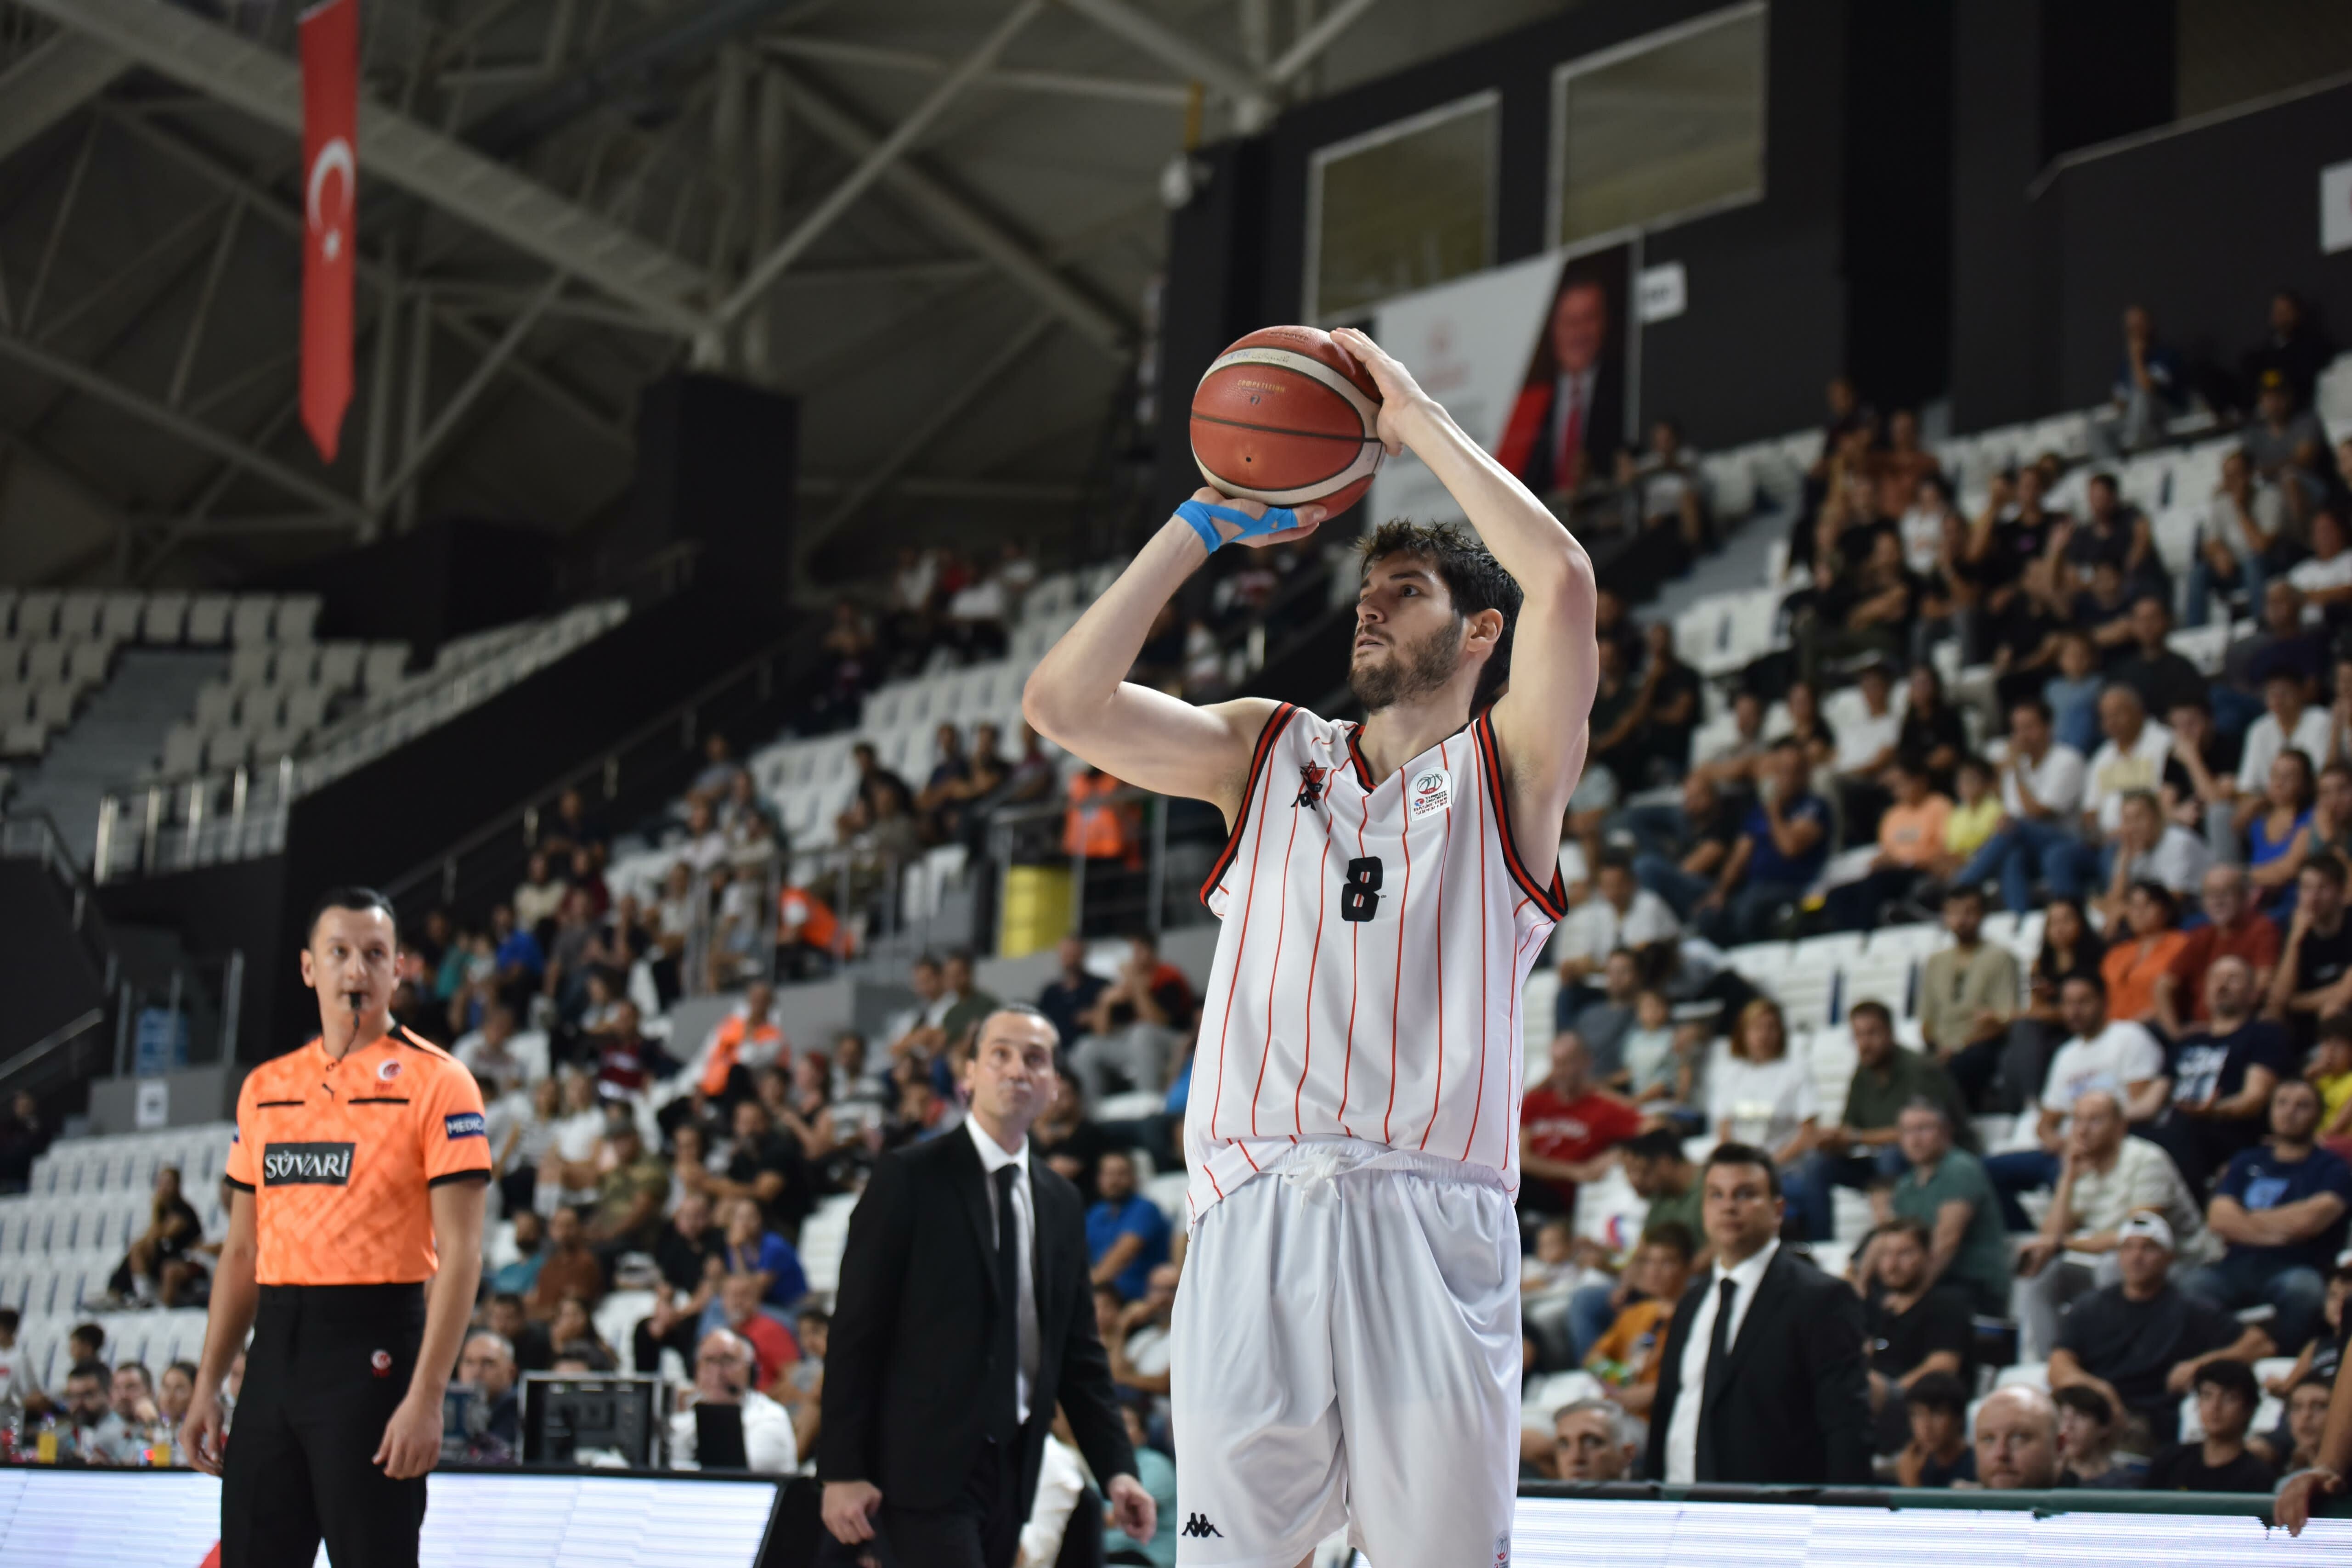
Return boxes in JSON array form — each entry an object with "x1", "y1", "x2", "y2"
[
  {"x1": 224, "y1": 638, "x2": 375, "y2": 694},
  {"x1": 0, "y1": 635, "x2": 117, "y2": 687},
  {"x1": 20, "y1": 1121, "x2": 235, "y2": 1199},
  {"x1": 0, "y1": 588, "x2": 319, "y2": 647}
]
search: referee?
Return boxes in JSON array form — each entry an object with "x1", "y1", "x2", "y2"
[{"x1": 181, "y1": 887, "x2": 490, "y2": 1568}]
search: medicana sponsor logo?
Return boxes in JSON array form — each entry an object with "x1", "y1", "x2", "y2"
[
  {"x1": 262, "y1": 1141, "x2": 355, "y2": 1185},
  {"x1": 444, "y1": 1111, "x2": 487, "y2": 1140}
]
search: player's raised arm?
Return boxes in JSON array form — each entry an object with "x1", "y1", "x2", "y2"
[
  {"x1": 1022, "y1": 493, "x2": 1323, "y2": 823},
  {"x1": 1331, "y1": 326, "x2": 1599, "y2": 868}
]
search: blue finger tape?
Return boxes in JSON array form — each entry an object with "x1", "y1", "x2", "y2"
[{"x1": 1176, "y1": 498, "x2": 1299, "y2": 554}]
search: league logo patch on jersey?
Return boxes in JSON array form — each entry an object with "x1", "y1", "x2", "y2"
[
  {"x1": 444, "y1": 1111, "x2": 487, "y2": 1140},
  {"x1": 1409, "y1": 765, "x2": 1452, "y2": 819},
  {"x1": 376, "y1": 1059, "x2": 402, "y2": 1082},
  {"x1": 1294, "y1": 762, "x2": 1329, "y2": 811}
]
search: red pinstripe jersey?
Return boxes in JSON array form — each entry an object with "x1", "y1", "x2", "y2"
[{"x1": 1183, "y1": 704, "x2": 1567, "y2": 1221}]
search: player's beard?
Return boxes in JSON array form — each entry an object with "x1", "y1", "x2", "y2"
[{"x1": 1349, "y1": 616, "x2": 1463, "y2": 713}]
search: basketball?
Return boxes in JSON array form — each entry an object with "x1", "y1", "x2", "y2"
[{"x1": 1190, "y1": 324, "x2": 1384, "y2": 515}]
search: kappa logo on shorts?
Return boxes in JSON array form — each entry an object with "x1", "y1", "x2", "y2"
[
  {"x1": 261, "y1": 1141, "x2": 354, "y2": 1185},
  {"x1": 1179, "y1": 1514, "x2": 1223, "y2": 1539},
  {"x1": 443, "y1": 1111, "x2": 487, "y2": 1140}
]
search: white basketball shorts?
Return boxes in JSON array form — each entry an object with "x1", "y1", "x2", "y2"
[{"x1": 1169, "y1": 1139, "x2": 1521, "y2": 1568}]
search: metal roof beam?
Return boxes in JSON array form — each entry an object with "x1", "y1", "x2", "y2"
[
  {"x1": 776, "y1": 67, "x2": 1128, "y2": 354},
  {"x1": 716, "y1": 0, "x2": 1045, "y2": 327},
  {"x1": 0, "y1": 327, "x2": 363, "y2": 526},
  {"x1": 757, "y1": 36, "x2": 1189, "y2": 105},
  {"x1": 1054, "y1": 0, "x2": 1272, "y2": 126},
  {"x1": 15, "y1": 0, "x2": 711, "y2": 336},
  {"x1": 0, "y1": 31, "x2": 128, "y2": 166}
]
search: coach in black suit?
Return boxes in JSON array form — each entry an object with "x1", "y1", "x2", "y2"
[
  {"x1": 1644, "y1": 1143, "x2": 1873, "y2": 1486},
  {"x1": 820, "y1": 1004, "x2": 1156, "y2": 1567}
]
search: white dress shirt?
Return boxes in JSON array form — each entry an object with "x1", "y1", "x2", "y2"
[
  {"x1": 1553, "y1": 887, "x2": 1682, "y2": 967},
  {"x1": 1549, "y1": 367, "x2": 1598, "y2": 474},
  {"x1": 667, "y1": 1388, "x2": 798, "y2": 1473},
  {"x1": 967, "y1": 1116, "x2": 1041, "y2": 1425},
  {"x1": 1664, "y1": 1238, "x2": 1780, "y2": 1484},
  {"x1": 2237, "y1": 705, "x2": 2334, "y2": 794}
]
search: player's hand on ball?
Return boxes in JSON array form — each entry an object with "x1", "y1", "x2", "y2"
[
  {"x1": 1106, "y1": 1472, "x2": 1158, "y2": 1542},
  {"x1": 181, "y1": 1386, "x2": 227, "y2": 1476},
  {"x1": 1187, "y1": 487, "x2": 1325, "y2": 547},
  {"x1": 1328, "y1": 327, "x2": 1429, "y2": 456},
  {"x1": 823, "y1": 1479, "x2": 886, "y2": 1543},
  {"x1": 373, "y1": 1389, "x2": 444, "y2": 1479}
]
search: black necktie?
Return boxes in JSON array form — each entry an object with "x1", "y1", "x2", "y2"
[
  {"x1": 991, "y1": 1165, "x2": 1021, "y2": 1441},
  {"x1": 1702, "y1": 1276, "x2": 1739, "y2": 1401}
]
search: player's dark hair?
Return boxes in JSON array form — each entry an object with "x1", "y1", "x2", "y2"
[
  {"x1": 307, "y1": 885, "x2": 396, "y2": 942},
  {"x1": 1905, "y1": 1371, "x2": 1968, "y2": 1417},
  {"x1": 1359, "y1": 519, "x2": 1523, "y2": 712},
  {"x1": 69, "y1": 1321, "x2": 103, "y2": 1351},
  {"x1": 1703, "y1": 1141, "x2": 1781, "y2": 1198}
]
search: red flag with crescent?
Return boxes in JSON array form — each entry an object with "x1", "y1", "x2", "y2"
[{"x1": 299, "y1": 0, "x2": 358, "y2": 464}]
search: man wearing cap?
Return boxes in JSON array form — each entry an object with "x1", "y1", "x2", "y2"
[
  {"x1": 2047, "y1": 1212, "x2": 2273, "y2": 1446},
  {"x1": 2014, "y1": 1089, "x2": 2216, "y2": 1360}
]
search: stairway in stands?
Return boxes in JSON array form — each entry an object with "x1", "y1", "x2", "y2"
[{"x1": 7, "y1": 649, "x2": 227, "y2": 866}]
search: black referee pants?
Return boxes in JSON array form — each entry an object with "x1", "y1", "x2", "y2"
[{"x1": 221, "y1": 1283, "x2": 428, "y2": 1568}]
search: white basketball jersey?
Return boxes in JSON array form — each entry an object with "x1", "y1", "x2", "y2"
[{"x1": 1182, "y1": 703, "x2": 1566, "y2": 1222}]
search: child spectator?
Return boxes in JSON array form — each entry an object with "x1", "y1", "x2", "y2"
[
  {"x1": 2142, "y1": 1360, "x2": 2277, "y2": 1493},
  {"x1": 2044, "y1": 630, "x2": 2105, "y2": 757},
  {"x1": 1943, "y1": 756, "x2": 2002, "y2": 869},
  {"x1": 1892, "y1": 1372, "x2": 1976, "y2": 1488}
]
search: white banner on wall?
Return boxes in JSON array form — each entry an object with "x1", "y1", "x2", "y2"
[{"x1": 1366, "y1": 239, "x2": 1638, "y2": 530}]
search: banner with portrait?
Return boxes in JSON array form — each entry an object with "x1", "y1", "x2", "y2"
[{"x1": 1367, "y1": 237, "x2": 1639, "y2": 530}]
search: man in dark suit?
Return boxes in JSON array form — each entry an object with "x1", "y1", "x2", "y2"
[
  {"x1": 1497, "y1": 272, "x2": 1626, "y2": 496},
  {"x1": 820, "y1": 1005, "x2": 1156, "y2": 1567},
  {"x1": 1644, "y1": 1143, "x2": 1873, "y2": 1485}
]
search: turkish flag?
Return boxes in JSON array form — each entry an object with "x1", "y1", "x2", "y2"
[{"x1": 299, "y1": 0, "x2": 358, "y2": 465}]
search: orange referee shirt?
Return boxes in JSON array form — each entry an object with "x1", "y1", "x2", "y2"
[{"x1": 224, "y1": 1026, "x2": 492, "y2": 1286}]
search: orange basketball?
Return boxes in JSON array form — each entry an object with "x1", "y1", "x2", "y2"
[{"x1": 1190, "y1": 325, "x2": 1384, "y2": 515}]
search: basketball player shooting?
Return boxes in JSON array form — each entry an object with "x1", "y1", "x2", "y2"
[{"x1": 1023, "y1": 325, "x2": 1598, "y2": 1567}]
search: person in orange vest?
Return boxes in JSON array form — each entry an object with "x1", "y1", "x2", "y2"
[
  {"x1": 1064, "y1": 767, "x2": 1144, "y2": 934},
  {"x1": 778, "y1": 880, "x2": 846, "y2": 981},
  {"x1": 696, "y1": 981, "x2": 789, "y2": 1109}
]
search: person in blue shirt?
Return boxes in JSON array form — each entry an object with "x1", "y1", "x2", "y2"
[
  {"x1": 1696, "y1": 740, "x2": 1832, "y2": 948},
  {"x1": 1104, "y1": 1399, "x2": 1178, "y2": 1568},
  {"x1": 1037, "y1": 936, "x2": 1109, "y2": 1053},
  {"x1": 1084, "y1": 1150, "x2": 1170, "y2": 1303},
  {"x1": 2182, "y1": 1077, "x2": 2352, "y2": 1354}
]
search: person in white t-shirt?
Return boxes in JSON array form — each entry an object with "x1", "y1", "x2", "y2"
[
  {"x1": 1983, "y1": 973, "x2": 2166, "y2": 1230},
  {"x1": 1555, "y1": 851, "x2": 1681, "y2": 987},
  {"x1": 1707, "y1": 998, "x2": 1820, "y2": 1173},
  {"x1": 0, "y1": 1306, "x2": 45, "y2": 1414},
  {"x1": 2082, "y1": 684, "x2": 2175, "y2": 835},
  {"x1": 2288, "y1": 509, "x2": 2352, "y2": 608},
  {"x1": 1951, "y1": 696, "x2": 2092, "y2": 912},
  {"x1": 2234, "y1": 669, "x2": 2333, "y2": 830}
]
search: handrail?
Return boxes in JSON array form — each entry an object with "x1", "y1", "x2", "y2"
[
  {"x1": 0, "y1": 1006, "x2": 104, "y2": 1093},
  {"x1": 2026, "y1": 65, "x2": 2352, "y2": 201},
  {"x1": 380, "y1": 621, "x2": 826, "y2": 911},
  {"x1": 0, "y1": 809, "x2": 119, "y2": 988}
]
